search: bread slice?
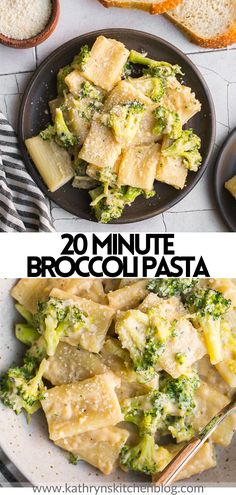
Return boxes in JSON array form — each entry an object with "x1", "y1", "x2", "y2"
[
  {"x1": 167, "y1": 0, "x2": 236, "y2": 48},
  {"x1": 99, "y1": 0, "x2": 183, "y2": 14}
]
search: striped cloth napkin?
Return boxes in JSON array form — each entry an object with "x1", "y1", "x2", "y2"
[{"x1": 0, "y1": 110, "x2": 54, "y2": 232}]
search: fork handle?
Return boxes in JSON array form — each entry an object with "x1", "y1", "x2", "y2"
[{"x1": 153, "y1": 437, "x2": 201, "y2": 486}]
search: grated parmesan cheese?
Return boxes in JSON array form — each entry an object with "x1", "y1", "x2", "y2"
[{"x1": 0, "y1": 0, "x2": 52, "y2": 40}]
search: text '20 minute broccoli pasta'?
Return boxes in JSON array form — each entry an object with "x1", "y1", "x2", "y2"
[
  {"x1": 1, "y1": 278, "x2": 236, "y2": 481},
  {"x1": 25, "y1": 35, "x2": 202, "y2": 223}
]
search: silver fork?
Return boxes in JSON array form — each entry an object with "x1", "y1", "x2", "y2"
[{"x1": 153, "y1": 395, "x2": 236, "y2": 486}]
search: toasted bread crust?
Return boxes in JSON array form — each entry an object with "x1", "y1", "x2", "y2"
[
  {"x1": 99, "y1": 0, "x2": 183, "y2": 14},
  {"x1": 151, "y1": 0, "x2": 183, "y2": 13},
  {"x1": 167, "y1": 13, "x2": 236, "y2": 48},
  {"x1": 99, "y1": 0, "x2": 152, "y2": 11}
]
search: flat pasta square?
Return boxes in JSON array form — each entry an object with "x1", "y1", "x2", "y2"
[
  {"x1": 128, "y1": 77, "x2": 161, "y2": 101},
  {"x1": 225, "y1": 175, "x2": 236, "y2": 199},
  {"x1": 104, "y1": 80, "x2": 152, "y2": 111},
  {"x1": 82, "y1": 36, "x2": 129, "y2": 92},
  {"x1": 73, "y1": 279, "x2": 106, "y2": 304},
  {"x1": 192, "y1": 381, "x2": 236, "y2": 446},
  {"x1": 117, "y1": 143, "x2": 160, "y2": 191},
  {"x1": 65, "y1": 70, "x2": 88, "y2": 96},
  {"x1": 79, "y1": 117, "x2": 121, "y2": 168},
  {"x1": 107, "y1": 280, "x2": 148, "y2": 312},
  {"x1": 139, "y1": 294, "x2": 187, "y2": 321},
  {"x1": 100, "y1": 339, "x2": 155, "y2": 400},
  {"x1": 11, "y1": 279, "x2": 104, "y2": 313},
  {"x1": 131, "y1": 105, "x2": 161, "y2": 146},
  {"x1": 212, "y1": 410, "x2": 236, "y2": 447},
  {"x1": 25, "y1": 137, "x2": 74, "y2": 193},
  {"x1": 65, "y1": 71, "x2": 105, "y2": 101},
  {"x1": 41, "y1": 373, "x2": 123, "y2": 441},
  {"x1": 44, "y1": 342, "x2": 107, "y2": 385},
  {"x1": 64, "y1": 94, "x2": 91, "y2": 144},
  {"x1": 156, "y1": 154, "x2": 188, "y2": 190},
  {"x1": 162, "y1": 78, "x2": 201, "y2": 125},
  {"x1": 49, "y1": 288, "x2": 114, "y2": 352},
  {"x1": 158, "y1": 319, "x2": 206, "y2": 378},
  {"x1": 196, "y1": 356, "x2": 231, "y2": 395},
  {"x1": 55, "y1": 426, "x2": 129, "y2": 475},
  {"x1": 167, "y1": 442, "x2": 216, "y2": 482}
]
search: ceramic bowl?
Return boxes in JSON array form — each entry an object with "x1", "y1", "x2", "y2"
[
  {"x1": 0, "y1": 0, "x2": 60, "y2": 49},
  {"x1": 214, "y1": 128, "x2": 236, "y2": 232},
  {"x1": 18, "y1": 29, "x2": 215, "y2": 224},
  {"x1": 0, "y1": 279, "x2": 235, "y2": 486}
]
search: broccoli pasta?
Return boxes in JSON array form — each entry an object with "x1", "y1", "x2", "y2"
[
  {"x1": 25, "y1": 35, "x2": 202, "y2": 223},
  {"x1": 1, "y1": 278, "x2": 236, "y2": 482}
]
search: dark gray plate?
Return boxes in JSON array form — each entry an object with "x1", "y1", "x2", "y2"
[
  {"x1": 18, "y1": 28, "x2": 216, "y2": 224},
  {"x1": 215, "y1": 128, "x2": 236, "y2": 232}
]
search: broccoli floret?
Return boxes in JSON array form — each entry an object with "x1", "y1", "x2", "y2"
[
  {"x1": 40, "y1": 125, "x2": 56, "y2": 142},
  {"x1": 125, "y1": 186, "x2": 154, "y2": 202},
  {"x1": 165, "y1": 416, "x2": 194, "y2": 443},
  {"x1": 89, "y1": 185, "x2": 144, "y2": 224},
  {"x1": 120, "y1": 377, "x2": 199, "y2": 472},
  {"x1": 73, "y1": 158, "x2": 88, "y2": 176},
  {"x1": 139, "y1": 336, "x2": 165, "y2": 380},
  {"x1": 89, "y1": 186, "x2": 124, "y2": 223},
  {"x1": 116, "y1": 310, "x2": 153, "y2": 382},
  {"x1": 101, "y1": 101, "x2": 145, "y2": 144},
  {"x1": 0, "y1": 356, "x2": 47, "y2": 416},
  {"x1": 71, "y1": 45, "x2": 91, "y2": 72},
  {"x1": 123, "y1": 392, "x2": 169, "y2": 435},
  {"x1": 124, "y1": 101, "x2": 145, "y2": 114},
  {"x1": 159, "y1": 372, "x2": 200, "y2": 415},
  {"x1": 15, "y1": 324, "x2": 40, "y2": 347},
  {"x1": 120, "y1": 434, "x2": 158, "y2": 475},
  {"x1": 184, "y1": 288, "x2": 231, "y2": 364},
  {"x1": 153, "y1": 106, "x2": 182, "y2": 139},
  {"x1": 144, "y1": 77, "x2": 164, "y2": 102},
  {"x1": 54, "y1": 108, "x2": 77, "y2": 148},
  {"x1": 78, "y1": 81, "x2": 102, "y2": 101},
  {"x1": 63, "y1": 91, "x2": 101, "y2": 126},
  {"x1": 162, "y1": 129, "x2": 202, "y2": 172},
  {"x1": 40, "y1": 108, "x2": 77, "y2": 149},
  {"x1": 147, "y1": 278, "x2": 198, "y2": 298},
  {"x1": 128, "y1": 50, "x2": 183, "y2": 78},
  {"x1": 120, "y1": 434, "x2": 171, "y2": 475},
  {"x1": 33, "y1": 297, "x2": 87, "y2": 356},
  {"x1": 122, "y1": 372, "x2": 199, "y2": 436},
  {"x1": 122, "y1": 61, "x2": 133, "y2": 79},
  {"x1": 184, "y1": 288, "x2": 231, "y2": 319},
  {"x1": 158, "y1": 372, "x2": 199, "y2": 442},
  {"x1": 26, "y1": 336, "x2": 47, "y2": 363},
  {"x1": 116, "y1": 309, "x2": 169, "y2": 383},
  {"x1": 57, "y1": 65, "x2": 73, "y2": 96},
  {"x1": 94, "y1": 167, "x2": 117, "y2": 188},
  {"x1": 147, "y1": 307, "x2": 176, "y2": 344},
  {"x1": 56, "y1": 46, "x2": 91, "y2": 96},
  {"x1": 120, "y1": 392, "x2": 172, "y2": 474}
]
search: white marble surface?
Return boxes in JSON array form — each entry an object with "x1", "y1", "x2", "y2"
[{"x1": 0, "y1": 0, "x2": 235, "y2": 232}]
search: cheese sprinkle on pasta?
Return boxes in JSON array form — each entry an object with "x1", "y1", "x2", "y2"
[{"x1": 0, "y1": 0, "x2": 52, "y2": 40}]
